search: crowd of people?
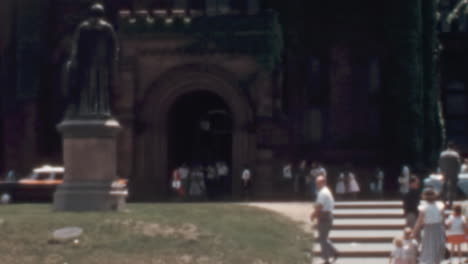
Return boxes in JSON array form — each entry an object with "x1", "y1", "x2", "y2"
[
  {"x1": 282, "y1": 161, "x2": 367, "y2": 200},
  {"x1": 390, "y1": 142, "x2": 468, "y2": 264},
  {"x1": 396, "y1": 186, "x2": 468, "y2": 264},
  {"x1": 170, "y1": 161, "x2": 230, "y2": 200},
  {"x1": 309, "y1": 141, "x2": 468, "y2": 264}
]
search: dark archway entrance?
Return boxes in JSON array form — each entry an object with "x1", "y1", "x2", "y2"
[
  {"x1": 168, "y1": 91, "x2": 232, "y2": 168},
  {"x1": 167, "y1": 91, "x2": 233, "y2": 199},
  {"x1": 135, "y1": 65, "x2": 254, "y2": 201}
]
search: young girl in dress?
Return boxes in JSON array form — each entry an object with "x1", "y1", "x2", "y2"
[
  {"x1": 335, "y1": 173, "x2": 346, "y2": 200},
  {"x1": 389, "y1": 237, "x2": 405, "y2": 264},
  {"x1": 446, "y1": 204, "x2": 466, "y2": 263},
  {"x1": 403, "y1": 227, "x2": 418, "y2": 264}
]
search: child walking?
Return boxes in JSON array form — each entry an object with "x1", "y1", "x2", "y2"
[
  {"x1": 446, "y1": 204, "x2": 466, "y2": 263},
  {"x1": 389, "y1": 237, "x2": 406, "y2": 264},
  {"x1": 403, "y1": 227, "x2": 418, "y2": 264}
]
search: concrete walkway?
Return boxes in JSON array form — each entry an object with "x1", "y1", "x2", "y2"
[{"x1": 247, "y1": 202, "x2": 314, "y2": 233}]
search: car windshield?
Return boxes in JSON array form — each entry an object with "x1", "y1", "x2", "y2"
[
  {"x1": 30, "y1": 173, "x2": 51, "y2": 180},
  {"x1": 28, "y1": 172, "x2": 64, "y2": 180}
]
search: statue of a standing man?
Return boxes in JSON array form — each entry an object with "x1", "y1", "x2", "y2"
[{"x1": 64, "y1": 3, "x2": 119, "y2": 119}]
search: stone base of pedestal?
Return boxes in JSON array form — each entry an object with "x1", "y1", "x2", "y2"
[
  {"x1": 53, "y1": 118, "x2": 122, "y2": 211},
  {"x1": 53, "y1": 181, "x2": 118, "y2": 211}
]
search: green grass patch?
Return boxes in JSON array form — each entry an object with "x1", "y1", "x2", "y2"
[{"x1": 0, "y1": 203, "x2": 312, "y2": 264}]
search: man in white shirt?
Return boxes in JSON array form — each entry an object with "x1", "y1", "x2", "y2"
[{"x1": 310, "y1": 176, "x2": 338, "y2": 264}]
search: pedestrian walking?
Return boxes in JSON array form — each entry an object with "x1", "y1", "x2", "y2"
[
  {"x1": 389, "y1": 237, "x2": 405, "y2": 264},
  {"x1": 403, "y1": 176, "x2": 421, "y2": 228},
  {"x1": 403, "y1": 228, "x2": 418, "y2": 264},
  {"x1": 440, "y1": 141, "x2": 461, "y2": 208},
  {"x1": 205, "y1": 164, "x2": 217, "y2": 200},
  {"x1": 412, "y1": 188, "x2": 446, "y2": 264},
  {"x1": 282, "y1": 162, "x2": 293, "y2": 198},
  {"x1": 347, "y1": 173, "x2": 360, "y2": 200},
  {"x1": 178, "y1": 163, "x2": 190, "y2": 196},
  {"x1": 335, "y1": 173, "x2": 346, "y2": 200},
  {"x1": 241, "y1": 165, "x2": 252, "y2": 201},
  {"x1": 461, "y1": 158, "x2": 468, "y2": 173},
  {"x1": 171, "y1": 168, "x2": 184, "y2": 198},
  {"x1": 389, "y1": 237, "x2": 406, "y2": 264},
  {"x1": 310, "y1": 176, "x2": 339, "y2": 264},
  {"x1": 188, "y1": 165, "x2": 206, "y2": 199},
  {"x1": 370, "y1": 167, "x2": 385, "y2": 199},
  {"x1": 446, "y1": 204, "x2": 466, "y2": 263},
  {"x1": 294, "y1": 160, "x2": 308, "y2": 199},
  {"x1": 399, "y1": 165, "x2": 411, "y2": 195},
  {"x1": 216, "y1": 161, "x2": 229, "y2": 197},
  {"x1": 309, "y1": 161, "x2": 327, "y2": 200}
]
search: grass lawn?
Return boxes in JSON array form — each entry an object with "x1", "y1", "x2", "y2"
[{"x1": 0, "y1": 203, "x2": 313, "y2": 264}]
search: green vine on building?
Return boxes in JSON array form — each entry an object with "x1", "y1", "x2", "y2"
[{"x1": 118, "y1": 11, "x2": 283, "y2": 71}]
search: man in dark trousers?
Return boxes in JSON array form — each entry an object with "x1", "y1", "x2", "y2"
[
  {"x1": 440, "y1": 141, "x2": 461, "y2": 208},
  {"x1": 311, "y1": 176, "x2": 339, "y2": 264},
  {"x1": 403, "y1": 176, "x2": 421, "y2": 228}
]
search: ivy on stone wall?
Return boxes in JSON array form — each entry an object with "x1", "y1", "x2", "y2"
[
  {"x1": 119, "y1": 11, "x2": 283, "y2": 71},
  {"x1": 422, "y1": 0, "x2": 443, "y2": 168},
  {"x1": 383, "y1": 0, "x2": 442, "y2": 170}
]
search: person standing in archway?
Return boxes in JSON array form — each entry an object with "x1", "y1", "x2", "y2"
[
  {"x1": 216, "y1": 161, "x2": 230, "y2": 198},
  {"x1": 241, "y1": 165, "x2": 252, "y2": 201}
]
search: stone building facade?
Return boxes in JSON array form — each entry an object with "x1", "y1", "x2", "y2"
[{"x1": 0, "y1": 0, "x2": 451, "y2": 199}]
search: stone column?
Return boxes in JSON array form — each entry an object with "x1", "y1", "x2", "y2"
[{"x1": 53, "y1": 119, "x2": 121, "y2": 211}]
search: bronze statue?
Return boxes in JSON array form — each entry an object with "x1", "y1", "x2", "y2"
[{"x1": 64, "y1": 3, "x2": 119, "y2": 119}]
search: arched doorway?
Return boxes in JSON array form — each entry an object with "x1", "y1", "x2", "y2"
[
  {"x1": 167, "y1": 91, "x2": 233, "y2": 198},
  {"x1": 135, "y1": 65, "x2": 254, "y2": 201}
]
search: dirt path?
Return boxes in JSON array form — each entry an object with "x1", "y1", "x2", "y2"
[{"x1": 245, "y1": 202, "x2": 314, "y2": 233}]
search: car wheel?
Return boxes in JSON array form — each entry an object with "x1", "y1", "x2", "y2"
[{"x1": 1, "y1": 193, "x2": 12, "y2": 204}]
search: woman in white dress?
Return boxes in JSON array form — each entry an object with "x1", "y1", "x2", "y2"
[
  {"x1": 348, "y1": 173, "x2": 360, "y2": 200},
  {"x1": 335, "y1": 173, "x2": 346, "y2": 200},
  {"x1": 412, "y1": 188, "x2": 446, "y2": 264}
]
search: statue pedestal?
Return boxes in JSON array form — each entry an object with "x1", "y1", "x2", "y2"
[{"x1": 53, "y1": 118, "x2": 122, "y2": 211}]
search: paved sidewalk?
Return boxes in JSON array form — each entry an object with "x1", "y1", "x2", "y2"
[{"x1": 246, "y1": 202, "x2": 314, "y2": 233}]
